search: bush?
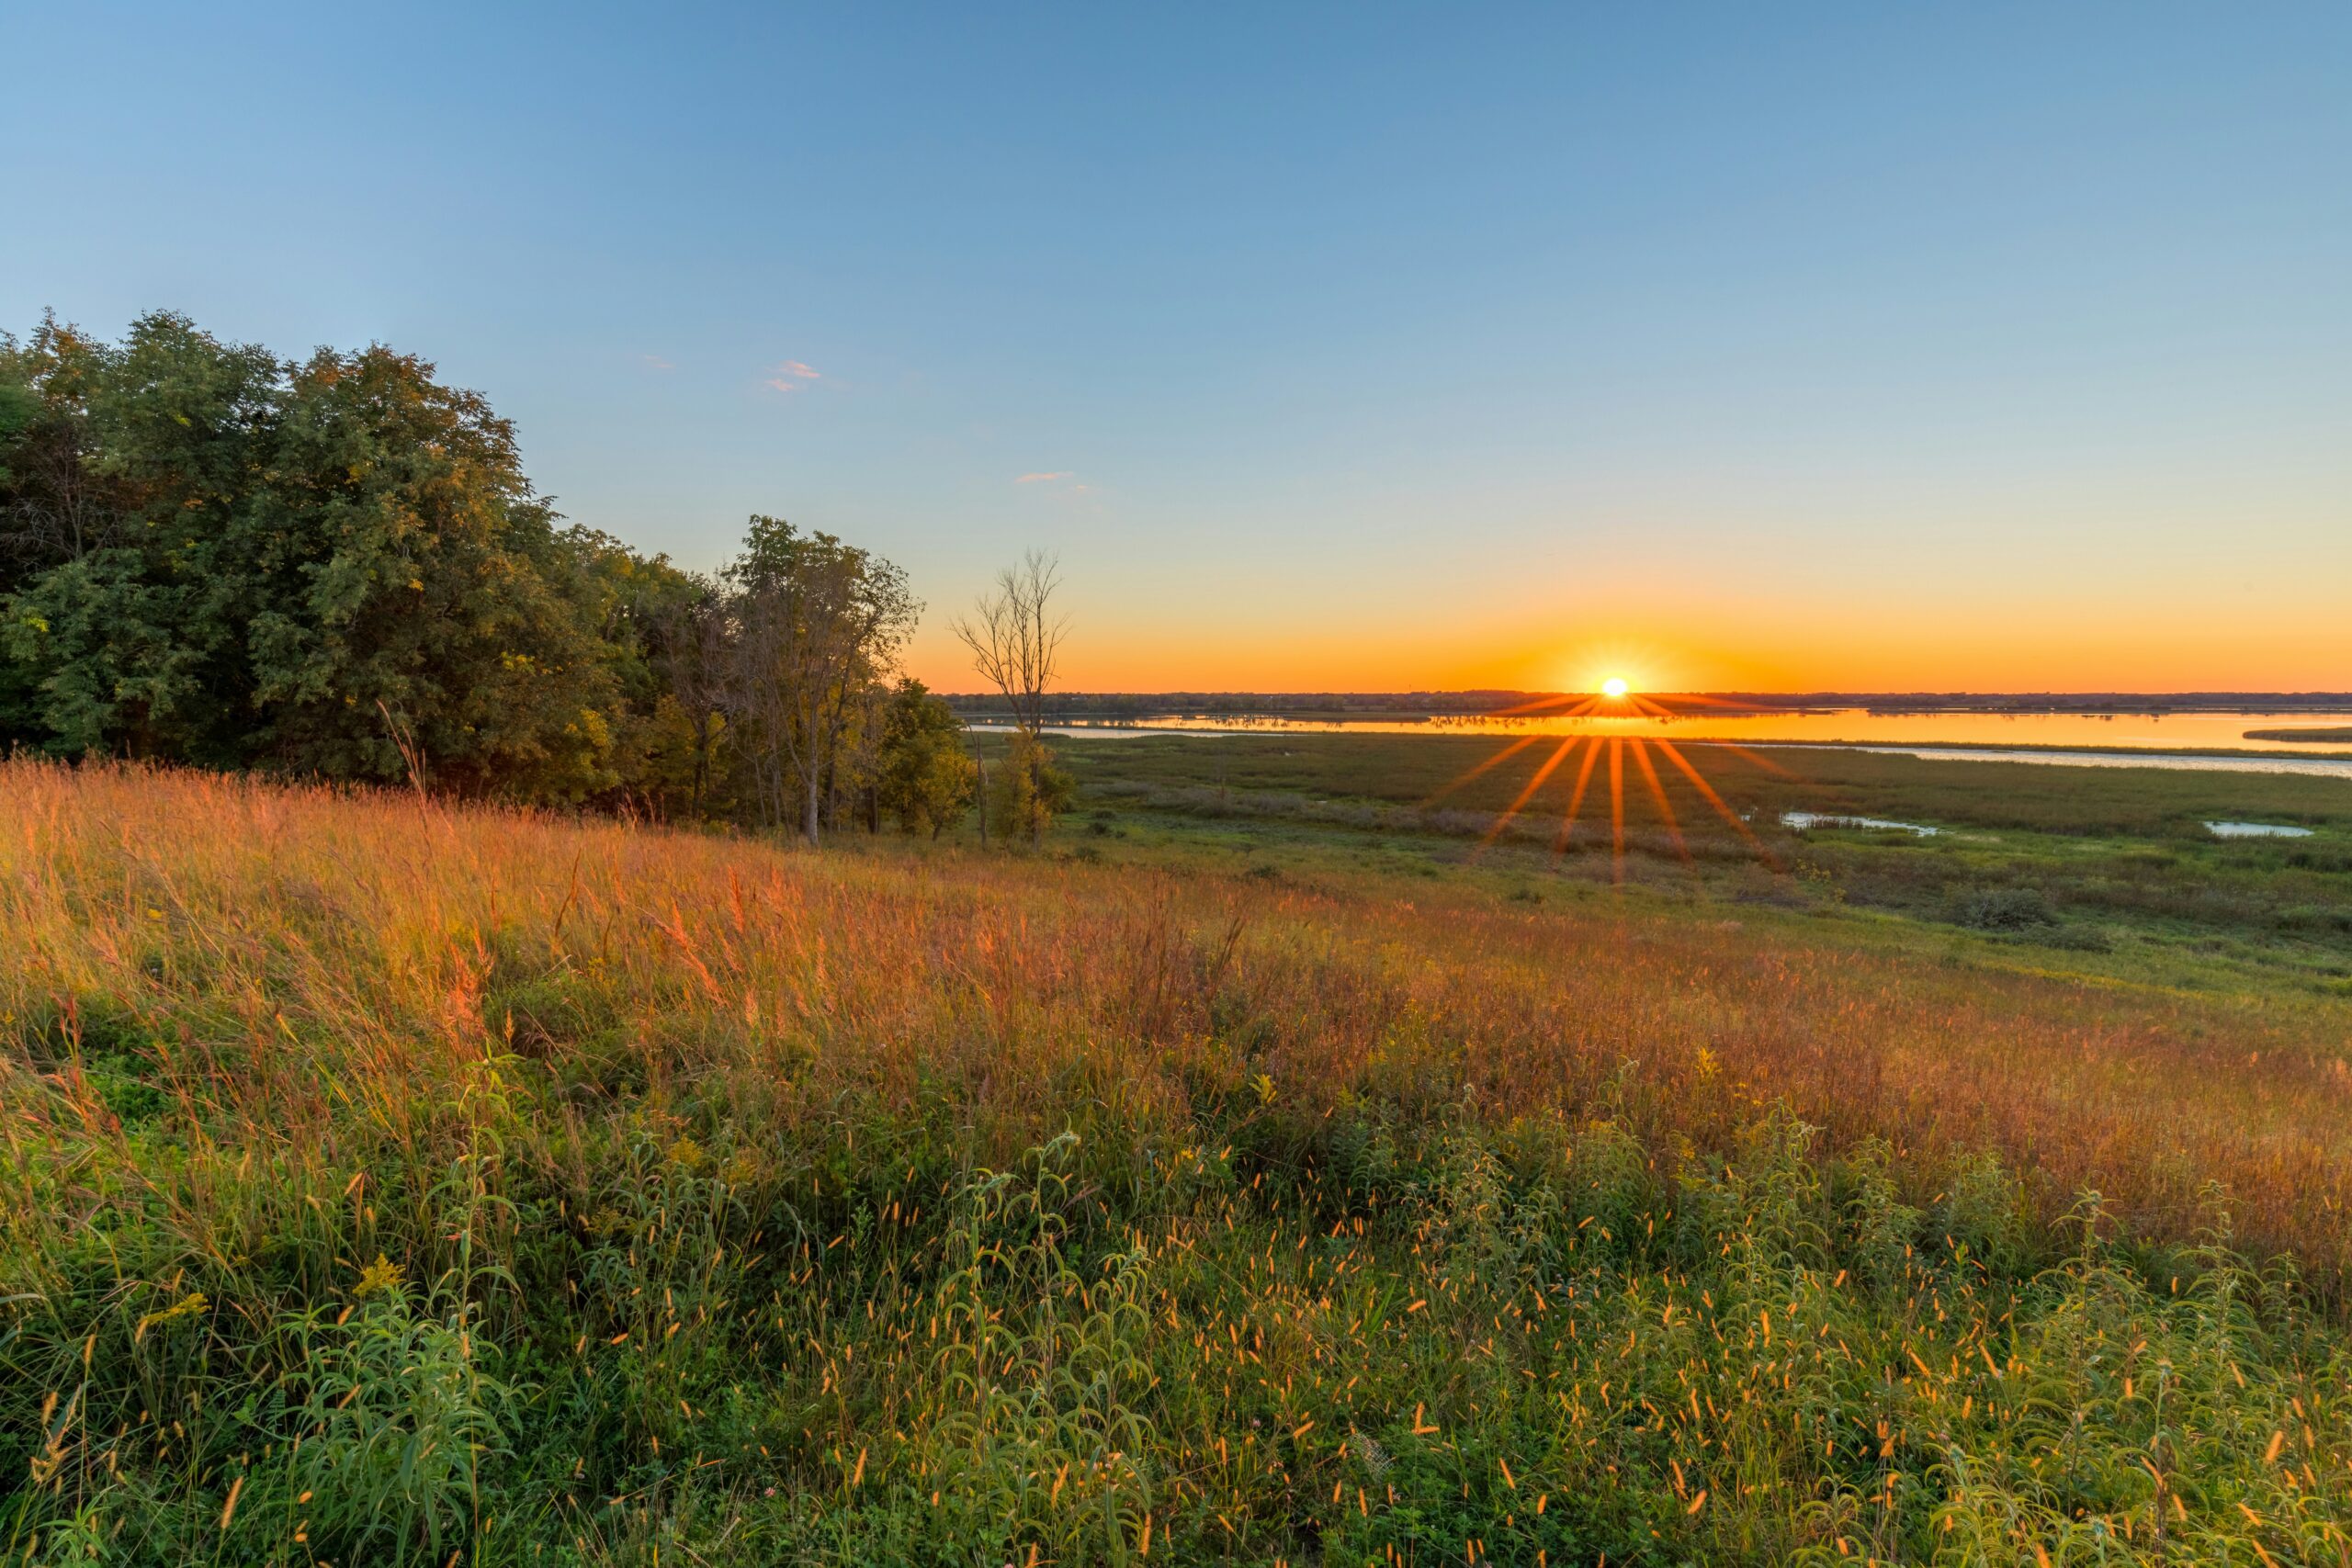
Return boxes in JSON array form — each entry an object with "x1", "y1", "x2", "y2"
[{"x1": 1950, "y1": 885, "x2": 2057, "y2": 931}]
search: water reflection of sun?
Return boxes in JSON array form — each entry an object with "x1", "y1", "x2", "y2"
[{"x1": 1430, "y1": 683, "x2": 1790, "y2": 886}]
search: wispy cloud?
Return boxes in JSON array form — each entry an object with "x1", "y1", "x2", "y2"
[
  {"x1": 641, "y1": 354, "x2": 675, "y2": 372},
  {"x1": 1015, "y1": 471, "x2": 1074, "y2": 484},
  {"x1": 764, "y1": 359, "x2": 822, "y2": 393}
]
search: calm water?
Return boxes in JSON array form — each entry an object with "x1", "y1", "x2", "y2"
[
  {"x1": 1781, "y1": 811, "x2": 1939, "y2": 836},
  {"x1": 992, "y1": 708, "x2": 2352, "y2": 778},
  {"x1": 1017, "y1": 708, "x2": 2352, "y2": 751}
]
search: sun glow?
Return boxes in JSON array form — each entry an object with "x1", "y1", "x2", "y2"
[{"x1": 1430, "y1": 682, "x2": 1793, "y2": 887}]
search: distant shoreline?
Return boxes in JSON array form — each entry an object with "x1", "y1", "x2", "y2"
[
  {"x1": 945, "y1": 692, "x2": 2352, "y2": 722},
  {"x1": 2245, "y1": 726, "x2": 2352, "y2": 743},
  {"x1": 1020, "y1": 728, "x2": 2352, "y2": 764}
]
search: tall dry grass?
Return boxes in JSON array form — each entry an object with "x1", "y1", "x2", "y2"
[
  {"x1": 5, "y1": 760, "x2": 2342, "y2": 1279},
  {"x1": 5, "y1": 759, "x2": 2352, "y2": 1564}
]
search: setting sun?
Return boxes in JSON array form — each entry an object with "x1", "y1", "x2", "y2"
[{"x1": 1600, "y1": 676, "x2": 1632, "y2": 698}]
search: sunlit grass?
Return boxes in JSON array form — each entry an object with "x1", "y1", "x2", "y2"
[{"x1": 3, "y1": 760, "x2": 2349, "y2": 1563}]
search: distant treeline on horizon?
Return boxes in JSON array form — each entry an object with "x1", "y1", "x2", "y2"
[{"x1": 943, "y1": 690, "x2": 2352, "y2": 717}]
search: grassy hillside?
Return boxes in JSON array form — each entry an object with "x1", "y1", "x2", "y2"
[{"x1": 5, "y1": 761, "x2": 2352, "y2": 1564}]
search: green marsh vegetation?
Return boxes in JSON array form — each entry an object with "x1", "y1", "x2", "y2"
[{"x1": 1050, "y1": 733, "x2": 2352, "y2": 994}]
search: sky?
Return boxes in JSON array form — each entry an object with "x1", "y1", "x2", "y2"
[{"x1": 4, "y1": 3, "x2": 2348, "y2": 694}]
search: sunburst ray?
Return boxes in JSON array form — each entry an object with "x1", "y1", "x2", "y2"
[
  {"x1": 1628, "y1": 739, "x2": 1689, "y2": 863},
  {"x1": 1421, "y1": 735, "x2": 1543, "y2": 806},
  {"x1": 1653, "y1": 738, "x2": 1779, "y2": 868},
  {"x1": 1553, "y1": 735, "x2": 1604, "y2": 854},
  {"x1": 1477, "y1": 735, "x2": 1584, "y2": 851},
  {"x1": 1609, "y1": 738, "x2": 1627, "y2": 885},
  {"x1": 1429, "y1": 683, "x2": 1807, "y2": 885}
]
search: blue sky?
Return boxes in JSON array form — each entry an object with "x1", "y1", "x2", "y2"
[{"x1": 5, "y1": 3, "x2": 2347, "y2": 690}]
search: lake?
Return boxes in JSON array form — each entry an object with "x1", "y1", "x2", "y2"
[{"x1": 987, "y1": 709, "x2": 2352, "y2": 779}]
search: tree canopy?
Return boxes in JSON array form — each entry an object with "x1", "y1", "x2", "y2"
[{"x1": 0, "y1": 310, "x2": 973, "y2": 837}]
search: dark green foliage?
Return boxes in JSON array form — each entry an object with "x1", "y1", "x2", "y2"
[
  {"x1": 988, "y1": 728, "x2": 1076, "y2": 843},
  {"x1": 0, "y1": 312, "x2": 634, "y2": 797},
  {"x1": 1950, "y1": 885, "x2": 2058, "y2": 931},
  {"x1": 875, "y1": 678, "x2": 977, "y2": 836},
  {"x1": 0, "y1": 313, "x2": 962, "y2": 832},
  {"x1": 721, "y1": 514, "x2": 920, "y2": 840}
]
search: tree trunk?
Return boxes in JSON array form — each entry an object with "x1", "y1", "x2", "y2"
[
  {"x1": 975, "y1": 744, "x2": 989, "y2": 848},
  {"x1": 803, "y1": 765, "x2": 822, "y2": 846},
  {"x1": 1024, "y1": 728, "x2": 1045, "y2": 846},
  {"x1": 690, "y1": 709, "x2": 714, "y2": 818}
]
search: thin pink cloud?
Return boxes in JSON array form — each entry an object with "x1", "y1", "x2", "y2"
[
  {"x1": 1015, "y1": 471, "x2": 1074, "y2": 484},
  {"x1": 764, "y1": 359, "x2": 822, "y2": 393}
]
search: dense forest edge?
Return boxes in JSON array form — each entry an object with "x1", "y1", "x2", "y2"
[{"x1": 0, "y1": 310, "x2": 1049, "y2": 843}]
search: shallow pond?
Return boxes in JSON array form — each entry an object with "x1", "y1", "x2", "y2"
[{"x1": 1781, "y1": 811, "x2": 1939, "y2": 836}]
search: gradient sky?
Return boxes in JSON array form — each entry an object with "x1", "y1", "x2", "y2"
[{"x1": 5, "y1": 4, "x2": 2348, "y2": 693}]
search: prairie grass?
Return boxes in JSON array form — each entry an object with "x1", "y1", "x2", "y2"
[{"x1": 4, "y1": 760, "x2": 2351, "y2": 1564}]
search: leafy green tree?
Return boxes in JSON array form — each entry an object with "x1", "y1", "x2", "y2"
[
  {"x1": 721, "y1": 515, "x2": 918, "y2": 841},
  {"x1": 987, "y1": 727, "x2": 1075, "y2": 845},
  {"x1": 1, "y1": 311, "x2": 279, "y2": 761},
  {"x1": 876, "y1": 677, "x2": 977, "y2": 837},
  {"x1": 0, "y1": 310, "x2": 942, "y2": 820},
  {"x1": 240, "y1": 343, "x2": 622, "y2": 797},
  {"x1": 629, "y1": 570, "x2": 735, "y2": 818},
  {"x1": 0, "y1": 311, "x2": 635, "y2": 798}
]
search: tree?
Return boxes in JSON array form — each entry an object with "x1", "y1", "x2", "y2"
[
  {"x1": 0, "y1": 310, "x2": 938, "y2": 825},
  {"x1": 721, "y1": 515, "x2": 917, "y2": 843},
  {"x1": 986, "y1": 727, "x2": 1074, "y2": 844},
  {"x1": 875, "y1": 677, "x2": 977, "y2": 837},
  {"x1": 570, "y1": 537, "x2": 719, "y2": 819},
  {"x1": 951, "y1": 549, "x2": 1066, "y2": 733},
  {"x1": 951, "y1": 549, "x2": 1070, "y2": 844},
  {"x1": 0, "y1": 310, "x2": 637, "y2": 798},
  {"x1": 243, "y1": 342, "x2": 623, "y2": 798},
  {"x1": 633, "y1": 570, "x2": 734, "y2": 818},
  {"x1": 1, "y1": 310, "x2": 281, "y2": 762}
]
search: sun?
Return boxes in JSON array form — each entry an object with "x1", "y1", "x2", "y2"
[{"x1": 1600, "y1": 676, "x2": 1632, "y2": 699}]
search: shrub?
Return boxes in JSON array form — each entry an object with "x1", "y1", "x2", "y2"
[{"x1": 1950, "y1": 885, "x2": 2057, "y2": 931}]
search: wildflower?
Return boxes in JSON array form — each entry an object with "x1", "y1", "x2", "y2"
[
  {"x1": 133, "y1": 1292, "x2": 209, "y2": 1342},
  {"x1": 355, "y1": 1255, "x2": 405, "y2": 1298}
]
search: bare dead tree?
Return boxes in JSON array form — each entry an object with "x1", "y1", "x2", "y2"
[
  {"x1": 951, "y1": 549, "x2": 1067, "y2": 735},
  {"x1": 951, "y1": 549, "x2": 1069, "y2": 845}
]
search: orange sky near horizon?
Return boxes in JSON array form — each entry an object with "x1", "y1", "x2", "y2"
[
  {"x1": 904, "y1": 594, "x2": 2352, "y2": 697},
  {"x1": 898, "y1": 461, "x2": 2352, "y2": 697}
]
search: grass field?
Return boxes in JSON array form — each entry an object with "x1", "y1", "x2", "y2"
[{"x1": 6, "y1": 756, "x2": 2352, "y2": 1564}]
